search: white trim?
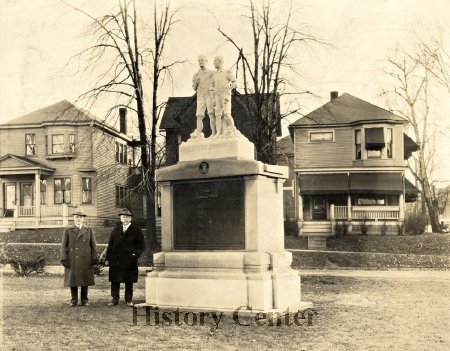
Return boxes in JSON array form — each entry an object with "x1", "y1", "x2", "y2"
[{"x1": 307, "y1": 129, "x2": 335, "y2": 143}]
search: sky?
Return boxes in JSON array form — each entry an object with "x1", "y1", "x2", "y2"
[{"x1": 1, "y1": 0, "x2": 450, "y2": 180}]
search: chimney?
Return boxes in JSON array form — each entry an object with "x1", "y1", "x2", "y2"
[
  {"x1": 330, "y1": 91, "x2": 339, "y2": 100},
  {"x1": 119, "y1": 107, "x2": 127, "y2": 134}
]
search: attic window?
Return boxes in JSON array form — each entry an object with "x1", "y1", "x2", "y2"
[
  {"x1": 365, "y1": 128, "x2": 385, "y2": 150},
  {"x1": 309, "y1": 131, "x2": 334, "y2": 142}
]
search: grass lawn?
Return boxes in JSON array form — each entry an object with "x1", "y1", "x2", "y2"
[
  {"x1": 0, "y1": 227, "x2": 114, "y2": 244},
  {"x1": 285, "y1": 233, "x2": 450, "y2": 255},
  {"x1": 1, "y1": 273, "x2": 449, "y2": 350},
  {"x1": 285, "y1": 233, "x2": 450, "y2": 269}
]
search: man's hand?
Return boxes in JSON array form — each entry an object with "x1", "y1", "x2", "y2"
[{"x1": 60, "y1": 259, "x2": 70, "y2": 268}]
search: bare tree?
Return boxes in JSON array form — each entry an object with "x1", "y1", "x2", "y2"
[
  {"x1": 382, "y1": 48, "x2": 442, "y2": 232},
  {"x1": 416, "y1": 40, "x2": 450, "y2": 96},
  {"x1": 68, "y1": 0, "x2": 181, "y2": 252},
  {"x1": 217, "y1": 0, "x2": 322, "y2": 164}
]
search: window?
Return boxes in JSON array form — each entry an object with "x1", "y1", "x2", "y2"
[
  {"x1": 386, "y1": 128, "x2": 393, "y2": 158},
  {"x1": 82, "y1": 177, "x2": 92, "y2": 204},
  {"x1": 54, "y1": 178, "x2": 71, "y2": 204},
  {"x1": 115, "y1": 185, "x2": 129, "y2": 207},
  {"x1": 309, "y1": 131, "x2": 334, "y2": 142},
  {"x1": 365, "y1": 128, "x2": 384, "y2": 159},
  {"x1": 52, "y1": 135, "x2": 64, "y2": 154},
  {"x1": 356, "y1": 194, "x2": 386, "y2": 206},
  {"x1": 25, "y1": 133, "x2": 36, "y2": 156},
  {"x1": 45, "y1": 135, "x2": 48, "y2": 155},
  {"x1": 355, "y1": 130, "x2": 361, "y2": 160},
  {"x1": 115, "y1": 142, "x2": 128, "y2": 164},
  {"x1": 69, "y1": 134, "x2": 76, "y2": 154},
  {"x1": 40, "y1": 180, "x2": 46, "y2": 205}
]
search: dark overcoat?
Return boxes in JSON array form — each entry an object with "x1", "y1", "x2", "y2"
[
  {"x1": 60, "y1": 226, "x2": 97, "y2": 287},
  {"x1": 106, "y1": 223, "x2": 145, "y2": 283}
]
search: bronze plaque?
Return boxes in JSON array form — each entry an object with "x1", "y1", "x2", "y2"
[{"x1": 173, "y1": 178, "x2": 245, "y2": 250}]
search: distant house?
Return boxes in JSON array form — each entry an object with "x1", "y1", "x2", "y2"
[
  {"x1": 288, "y1": 92, "x2": 419, "y2": 236},
  {"x1": 277, "y1": 135, "x2": 296, "y2": 220},
  {"x1": 0, "y1": 100, "x2": 145, "y2": 231}
]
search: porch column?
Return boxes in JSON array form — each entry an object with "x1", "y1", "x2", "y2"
[
  {"x1": 347, "y1": 194, "x2": 353, "y2": 233},
  {"x1": 399, "y1": 194, "x2": 405, "y2": 221},
  {"x1": 35, "y1": 171, "x2": 41, "y2": 218},
  {"x1": 330, "y1": 204, "x2": 335, "y2": 235},
  {"x1": 295, "y1": 175, "x2": 303, "y2": 236}
]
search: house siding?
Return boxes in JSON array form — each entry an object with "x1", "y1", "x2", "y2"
[
  {"x1": 92, "y1": 130, "x2": 130, "y2": 219},
  {"x1": 294, "y1": 127, "x2": 354, "y2": 169},
  {"x1": 294, "y1": 124, "x2": 405, "y2": 170}
]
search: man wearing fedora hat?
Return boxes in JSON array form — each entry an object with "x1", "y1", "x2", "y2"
[
  {"x1": 105, "y1": 208, "x2": 145, "y2": 307},
  {"x1": 60, "y1": 209, "x2": 98, "y2": 307}
]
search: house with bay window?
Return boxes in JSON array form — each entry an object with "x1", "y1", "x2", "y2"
[
  {"x1": 0, "y1": 100, "x2": 144, "y2": 231},
  {"x1": 289, "y1": 92, "x2": 419, "y2": 237}
]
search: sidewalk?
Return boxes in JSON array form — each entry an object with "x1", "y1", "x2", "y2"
[
  {"x1": 299, "y1": 269, "x2": 450, "y2": 280},
  {"x1": 2, "y1": 264, "x2": 450, "y2": 280}
]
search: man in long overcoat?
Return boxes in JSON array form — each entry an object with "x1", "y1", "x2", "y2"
[
  {"x1": 60, "y1": 209, "x2": 98, "y2": 307},
  {"x1": 105, "y1": 208, "x2": 145, "y2": 307}
]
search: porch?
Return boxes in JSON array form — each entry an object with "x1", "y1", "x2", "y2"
[
  {"x1": 0, "y1": 204, "x2": 76, "y2": 232},
  {"x1": 301, "y1": 205, "x2": 402, "y2": 237}
]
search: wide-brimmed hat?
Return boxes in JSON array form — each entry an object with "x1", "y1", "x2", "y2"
[
  {"x1": 118, "y1": 208, "x2": 133, "y2": 217},
  {"x1": 72, "y1": 209, "x2": 87, "y2": 217}
]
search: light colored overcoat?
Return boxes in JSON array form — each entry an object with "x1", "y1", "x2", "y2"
[{"x1": 60, "y1": 226, "x2": 97, "y2": 287}]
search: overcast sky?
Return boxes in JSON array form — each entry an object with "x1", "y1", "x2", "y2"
[{"x1": 1, "y1": 0, "x2": 449, "y2": 180}]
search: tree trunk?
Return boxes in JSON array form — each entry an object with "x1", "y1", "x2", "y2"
[{"x1": 422, "y1": 179, "x2": 442, "y2": 233}]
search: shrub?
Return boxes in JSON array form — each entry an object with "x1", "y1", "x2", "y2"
[
  {"x1": 284, "y1": 218, "x2": 299, "y2": 236},
  {"x1": 360, "y1": 218, "x2": 371, "y2": 235},
  {"x1": 397, "y1": 223, "x2": 405, "y2": 236},
  {"x1": 7, "y1": 254, "x2": 46, "y2": 276},
  {"x1": 335, "y1": 221, "x2": 349, "y2": 237},
  {"x1": 404, "y1": 212, "x2": 428, "y2": 235},
  {"x1": 2, "y1": 245, "x2": 47, "y2": 276}
]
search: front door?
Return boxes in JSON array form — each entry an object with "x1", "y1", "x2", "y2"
[
  {"x1": 4, "y1": 183, "x2": 16, "y2": 216},
  {"x1": 312, "y1": 197, "x2": 327, "y2": 220}
]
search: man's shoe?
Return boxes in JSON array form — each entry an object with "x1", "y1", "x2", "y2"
[
  {"x1": 69, "y1": 301, "x2": 77, "y2": 307},
  {"x1": 81, "y1": 300, "x2": 89, "y2": 307},
  {"x1": 107, "y1": 300, "x2": 118, "y2": 307},
  {"x1": 126, "y1": 301, "x2": 134, "y2": 307}
]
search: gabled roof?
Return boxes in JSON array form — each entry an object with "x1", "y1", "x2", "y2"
[
  {"x1": 0, "y1": 154, "x2": 55, "y2": 173},
  {"x1": 291, "y1": 93, "x2": 406, "y2": 127},
  {"x1": 1, "y1": 100, "x2": 95, "y2": 126},
  {"x1": 277, "y1": 135, "x2": 294, "y2": 157},
  {"x1": 1, "y1": 100, "x2": 136, "y2": 143}
]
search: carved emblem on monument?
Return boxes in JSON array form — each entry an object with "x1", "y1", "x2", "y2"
[{"x1": 199, "y1": 161, "x2": 209, "y2": 174}]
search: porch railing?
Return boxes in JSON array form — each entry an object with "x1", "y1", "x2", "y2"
[
  {"x1": 352, "y1": 206, "x2": 400, "y2": 220},
  {"x1": 17, "y1": 204, "x2": 72, "y2": 218},
  {"x1": 41, "y1": 205, "x2": 63, "y2": 217},
  {"x1": 331, "y1": 205, "x2": 400, "y2": 220},
  {"x1": 17, "y1": 206, "x2": 35, "y2": 217},
  {"x1": 334, "y1": 206, "x2": 348, "y2": 219}
]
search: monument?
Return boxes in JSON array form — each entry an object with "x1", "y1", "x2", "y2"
[{"x1": 146, "y1": 56, "x2": 311, "y2": 314}]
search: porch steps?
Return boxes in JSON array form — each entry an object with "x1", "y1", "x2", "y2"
[
  {"x1": 0, "y1": 221, "x2": 15, "y2": 233},
  {"x1": 301, "y1": 221, "x2": 332, "y2": 237}
]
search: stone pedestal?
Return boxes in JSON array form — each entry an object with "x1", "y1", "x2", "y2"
[
  {"x1": 179, "y1": 133, "x2": 255, "y2": 162},
  {"x1": 148, "y1": 134, "x2": 311, "y2": 313}
]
